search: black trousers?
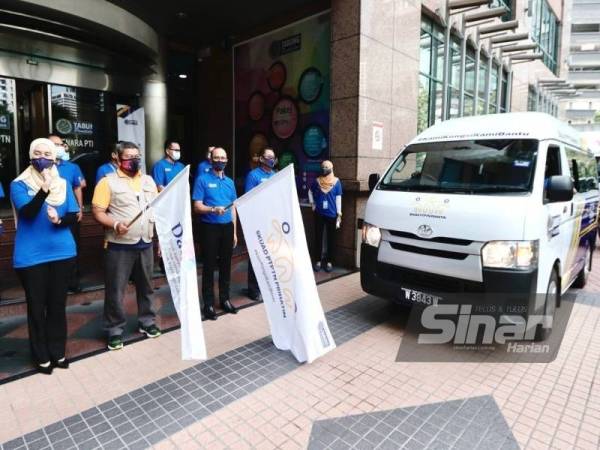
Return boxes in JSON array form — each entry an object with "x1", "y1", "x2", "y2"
[
  {"x1": 16, "y1": 258, "x2": 74, "y2": 364},
  {"x1": 315, "y1": 214, "x2": 337, "y2": 263},
  {"x1": 247, "y1": 259, "x2": 259, "y2": 295},
  {"x1": 68, "y1": 221, "x2": 81, "y2": 289},
  {"x1": 201, "y1": 222, "x2": 233, "y2": 307}
]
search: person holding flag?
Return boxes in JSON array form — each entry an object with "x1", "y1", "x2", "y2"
[
  {"x1": 193, "y1": 147, "x2": 238, "y2": 320},
  {"x1": 243, "y1": 147, "x2": 277, "y2": 301},
  {"x1": 91, "y1": 141, "x2": 161, "y2": 351}
]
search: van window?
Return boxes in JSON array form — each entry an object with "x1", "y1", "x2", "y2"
[
  {"x1": 380, "y1": 139, "x2": 538, "y2": 194},
  {"x1": 566, "y1": 147, "x2": 598, "y2": 193}
]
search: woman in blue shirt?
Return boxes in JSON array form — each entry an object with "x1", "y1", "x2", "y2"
[
  {"x1": 309, "y1": 160, "x2": 343, "y2": 273},
  {"x1": 11, "y1": 138, "x2": 79, "y2": 374}
]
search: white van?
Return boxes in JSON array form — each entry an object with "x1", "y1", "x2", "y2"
[{"x1": 361, "y1": 112, "x2": 599, "y2": 339}]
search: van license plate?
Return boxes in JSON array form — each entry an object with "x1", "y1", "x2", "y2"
[{"x1": 400, "y1": 288, "x2": 442, "y2": 306}]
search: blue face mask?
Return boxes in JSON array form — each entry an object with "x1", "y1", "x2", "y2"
[
  {"x1": 31, "y1": 158, "x2": 54, "y2": 172},
  {"x1": 262, "y1": 158, "x2": 276, "y2": 169},
  {"x1": 213, "y1": 161, "x2": 226, "y2": 171}
]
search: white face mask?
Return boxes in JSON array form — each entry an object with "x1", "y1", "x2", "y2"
[
  {"x1": 55, "y1": 145, "x2": 68, "y2": 160},
  {"x1": 171, "y1": 150, "x2": 181, "y2": 161}
]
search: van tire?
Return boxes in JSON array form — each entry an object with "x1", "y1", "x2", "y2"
[
  {"x1": 573, "y1": 244, "x2": 592, "y2": 289},
  {"x1": 535, "y1": 269, "x2": 559, "y2": 341}
]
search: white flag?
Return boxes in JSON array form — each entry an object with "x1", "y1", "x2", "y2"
[
  {"x1": 235, "y1": 165, "x2": 336, "y2": 363},
  {"x1": 151, "y1": 166, "x2": 206, "y2": 360}
]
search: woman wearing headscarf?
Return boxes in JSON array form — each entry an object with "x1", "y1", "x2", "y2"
[
  {"x1": 309, "y1": 160, "x2": 343, "y2": 273},
  {"x1": 10, "y1": 138, "x2": 79, "y2": 374}
]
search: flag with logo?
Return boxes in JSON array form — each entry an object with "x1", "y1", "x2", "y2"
[
  {"x1": 151, "y1": 166, "x2": 206, "y2": 360},
  {"x1": 235, "y1": 165, "x2": 335, "y2": 363}
]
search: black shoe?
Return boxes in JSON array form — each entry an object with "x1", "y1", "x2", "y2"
[
  {"x1": 52, "y1": 358, "x2": 69, "y2": 369},
  {"x1": 37, "y1": 363, "x2": 53, "y2": 375},
  {"x1": 221, "y1": 300, "x2": 238, "y2": 314},
  {"x1": 203, "y1": 306, "x2": 217, "y2": 320},
  {"x1": 139, "y1": 324, "x2": 162, "y2": 338}
]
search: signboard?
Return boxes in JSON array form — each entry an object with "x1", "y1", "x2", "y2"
[
  {"x1": 372, "y1": 122, "x2": 384, "y2": 151},
  {"x1": 234, "y1": 12, "x2": 331, "y2": 204},
  {"x1": 50, "y1": 85, "x2": 106, "y2": 156},
  {"x1": 117, "y1": 104, "x2": 146, "y2": 170}
]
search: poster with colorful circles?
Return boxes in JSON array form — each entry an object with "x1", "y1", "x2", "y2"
[{"x1": 233, "y1": 12, "x2": 330, "y2": 204}]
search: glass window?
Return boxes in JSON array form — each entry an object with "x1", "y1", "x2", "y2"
[
  {"x1": 489, "y1": 64, "x2": 499, "y2": 113},
  {"x1": 448, "y1": 38, "x2": 462, "y2": 118},
  {"x1": 500, "y1": 69, "x2": 508, "y2": 112},
  {"x1": 380, "y1": 139, "x2": 539, "y2": 194},
  {"x1": 418, "y1": 16, "x2": 446, "y2": 131},
  {"x1": 0, "y1": 77, "x2": 17, "y2": 211},
  {"x1": 464, "y1": 47, "x2": 476, "y2": 116},
  {"x1": 489, "y1": 0, "x2": 513, "y2": 21},
  {"x1": 528, "y1": 86, "x2": 537, "y2": 111},
  {"x1": 530, "y1": 0, "x2": 560, "y2": 74},
  {"x1": 478, "y1": 55, "x2": 489, "y2": 115}
]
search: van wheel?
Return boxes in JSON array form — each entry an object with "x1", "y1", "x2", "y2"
[
  {"x1": 573, "y1": 244, "x2": 592, "y2": 288},
  {"x1": 535, "y1": 269, "x2": 559, "y2": 341}
]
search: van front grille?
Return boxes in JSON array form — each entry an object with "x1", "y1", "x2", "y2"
[
  {"x1": 388, "y1": 230, "x2": 473, "y2": 246},
  {"x1": 376, "y1": 263, "x2": 484, "y2": 293},
  {"x1": 389, "y1": 242, "x2": 469, "y2": 260}
]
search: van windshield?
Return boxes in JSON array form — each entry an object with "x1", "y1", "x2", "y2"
[{"x1": 380, "y1": 139, "x2": 538, "y2": 194}]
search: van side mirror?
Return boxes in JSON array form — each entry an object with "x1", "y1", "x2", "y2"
[
  {"x1": 546, "y1": 175, "x2": 574, "y2": 203},
  {"x1": 368, "y1": 173, "x2": 380, "y2": 192}
]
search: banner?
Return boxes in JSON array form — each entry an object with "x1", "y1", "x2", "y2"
[
  {"x1": 235, "y1": 165, "x2": 335, "y2": 363},
  {"x1": 117, "y1": 104, "x2": 146, "y2": 170},
  {"x1": 233, "y1": 12, "x2": 330, "y2": 204},
  {"x1": 151, "y1": 166, "x2": 206, "y2": 360}
]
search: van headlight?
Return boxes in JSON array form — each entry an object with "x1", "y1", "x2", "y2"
[
  {"x1": 362, "y1": 223, "x2": 381, "y2": 247},
  {"x1": 481, "y1": 240, "x2": 538, "y2": 270}
]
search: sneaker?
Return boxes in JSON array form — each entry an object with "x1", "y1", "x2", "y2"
[
  {"x1": 139, "y1": 324, "x2": 162, "y2": 338},
  {"x1": 313, "y1": 261, "x2": 322, "y2": 272},
  {"x1": 107, "y1": 336, "x2": 123, "y2": 351},
  {"x1": 325, "y1": 262, "x2": 333, "y2": 273}
]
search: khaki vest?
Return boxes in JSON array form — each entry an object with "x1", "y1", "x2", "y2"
[{"x1": 104, "y1": 172, "x2": 157, "y2": 245}]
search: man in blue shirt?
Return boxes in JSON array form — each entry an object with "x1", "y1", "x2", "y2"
[
  {"x1": 96, "y1": 142, "x2": 120, "y2": 183},
  {"x1": 192, "y1": 147, "x2": 238, "y2": 320},
  {"x1": 244, "y1": 148, "x2": 277, "y2": 301},
  {"x1": 152, "y1": 139, "x2": 185, "y2": 191},
  {"x1": 50, "y1": 135, "x2": 86, "y2": 292},
  {"x1": 197, "y1": 146, "x2": 215, "y2": 178}
]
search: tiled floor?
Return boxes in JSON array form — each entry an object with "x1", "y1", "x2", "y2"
[{"x1": 1, "y1": 252, "x2": 600, "y2": 449}]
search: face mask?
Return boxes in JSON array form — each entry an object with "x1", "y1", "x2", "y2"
[
  {"x1": 171, "y1": 151, "x2": 181, "y2": 161},
  {"x1": 262, "y1": 157, "x2": 276, "y2": 169},
  {"x1": 31, "y1": 158, "x2": 54, "y2": 172},
  {"x1": 61, "y1": 152, "x2": 70, "y2": 161},
  {"x1": 322, "y1": 168, "x2": 332, "y2": 176},
  {"x1": 55, "y1": 145, "x2": 66, "y2": 160},
  {"x1": 120, "y1": 158, "x2": 140, "y2": 175},
  {"x1": 213, "y1": 161, "x2": 226, "y2": 171}
]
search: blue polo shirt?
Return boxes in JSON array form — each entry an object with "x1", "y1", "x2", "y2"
[
  {"x1": 197, "y1": 160, "x2": 212, "y2": 176},
  {"x1": 56, "y1": 160, "x2": 84, "y2": 188},
  {"x1": 311, "y1": 179, "x2": 343, "y2": 218},
  {"x1": 0, "y1": 182, "x2": 4, "y2": 199},
  {"x1": 152, "y1": 158, "x2": 185, "y2": 187},
  {"x1": 96, "y1": 162, "x2": 117, "y2": 183},
  {"x1": 192, "y1": 171, "x2": 237, "y2": 224},
  {"x1": 245, "y1": 166, "x2": 276, "y2": 193},
  {"x1": 11, "y1": 180, "x2": 79, "y2": 268}
]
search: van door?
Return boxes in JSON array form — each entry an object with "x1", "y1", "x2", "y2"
[
  {"x1": 542, "y1": 142, "x2": 574, "y2": 291},
  {"x1": 563, "y1": 146, "x2": 592, "y2": 287}
]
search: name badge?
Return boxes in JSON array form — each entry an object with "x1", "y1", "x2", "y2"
[
  {"x1": 165, "y1": 168, "x2": 172, "y2": 172},
  {"x1": 323, "y1": 200, "x2": 328, "y2": 210},
  {"x1": 208, "y1": 183, "x2": 218, "y2": 188}
]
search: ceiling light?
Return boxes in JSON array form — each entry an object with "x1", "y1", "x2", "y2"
[{"x1": 178, "y1": 74, "x2": 188, "y2": 79}]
